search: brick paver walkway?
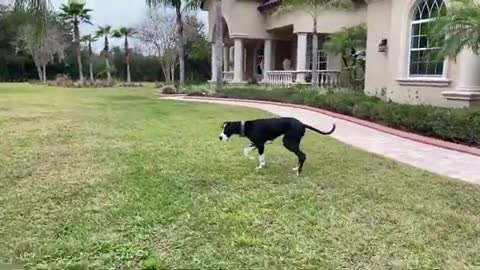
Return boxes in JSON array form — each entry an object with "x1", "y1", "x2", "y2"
[{"x1": 163, "y1": 96, "x2": 480, "y2": 185}]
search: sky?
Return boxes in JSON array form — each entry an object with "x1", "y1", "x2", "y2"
[{"x1": 50, "y1": 0, "x2": 208, "y2": 52}]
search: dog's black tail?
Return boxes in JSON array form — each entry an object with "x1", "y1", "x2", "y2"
[{"x1": 304, "y1": 123, "x2": 336, "y2": 135}]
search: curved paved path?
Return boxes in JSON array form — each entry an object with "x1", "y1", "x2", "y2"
[{"x1": 162, "y1": 96, "x2": 480, "y2": 185}]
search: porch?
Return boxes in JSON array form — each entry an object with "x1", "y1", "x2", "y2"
[{"x1": 211, "y1": 25, "x2": 342, "y2": 88}]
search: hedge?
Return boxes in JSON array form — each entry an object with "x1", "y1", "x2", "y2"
[{"x1": 200, "y1": 88, "x2": 480, "y2": 147}]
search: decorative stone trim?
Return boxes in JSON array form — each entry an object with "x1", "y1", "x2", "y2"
[
  {"x1": 396, "y1": 78, "x2": 451, "y2": 87},
  {"x1": 442, "y1": 91, "x2": 480, "y2": 101},
  {"x1": 229, "y1": 33, "x2": 249, "y2": 39}
]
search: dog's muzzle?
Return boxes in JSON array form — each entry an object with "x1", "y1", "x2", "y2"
[{"x1": 219, "y1": 132, "x2": 229, "y2": 142}]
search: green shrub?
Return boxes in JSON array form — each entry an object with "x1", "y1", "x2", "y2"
[
  {"x1": 160, "y1": 85, "x2": 177, "y2": 95},
  {"x1": 47, "y1": 74, "x2": 74, "y2": 88},
  {"x1": 213, "y1": 87, "x2": 480, "y2": 146}
]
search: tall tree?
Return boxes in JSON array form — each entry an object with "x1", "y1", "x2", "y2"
[
  {"x1": 277, "y1": 0, "x2": 352, "y2": 89},
  {"x1": 60, "y1": 1, "x2": 92, "y2": 82},
  {"x1": 429, "y1": 0, "x2": 480, "y2": 59},
  {"x1": 113, "y1": 27, "x2": 137, "y2": 83},
  {"x1": 138, "y1": 12, "x2": 178, "y2": 83},
  {"x1": 145, "y1": 0, "x2": 201, "y2": 88},
  {"x1": 18, "y1": 22, "x2": 67, "y2": 82},
  {"x1": 96, "y1": 25, "x2": 113, "y2": 83},
  {"x1": 81, "y1": 34, "x2": 97, "y2": 82}
]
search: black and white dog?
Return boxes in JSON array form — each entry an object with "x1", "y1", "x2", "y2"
[{"x1": 219, "y1": 117, "x2": 335, "y2": 175}]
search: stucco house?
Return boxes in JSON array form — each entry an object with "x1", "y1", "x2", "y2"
[{"x1": 201, "y1": 0, "x2": 480, "y2": 108}]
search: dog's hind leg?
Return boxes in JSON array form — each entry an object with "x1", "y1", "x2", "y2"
[
  {"x1": 255, "y1": 144, "x2": 266, "y2": 170},
  {"x1": 283, "y1": 137, "x2": 306, "y2": 176},
  {"x1": 244, "y1": 142, "x2": 256, "y2": 157}
]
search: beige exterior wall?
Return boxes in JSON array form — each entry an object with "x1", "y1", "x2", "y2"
[
  {"x1": 203, "y1": 0, "x2": 478, "y2": 107},
  {"x1": 266, "y1": 8, "x2": 367, "y2": 33},
  {"x1": 364, "y1": 0, "x2": 461, "y2": 107},
  {"x1": 206, "y1": 0, "x2": 271, "y2": 41},
  {"x1": 205, "y1": 0, "x2": 366, "y2": 39}
]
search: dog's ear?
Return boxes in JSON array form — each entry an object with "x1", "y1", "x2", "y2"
[{"x1": 222, "y1": 121, "x2": 230, "y2": 128}]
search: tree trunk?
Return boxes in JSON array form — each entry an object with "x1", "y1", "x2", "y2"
[
  {"x1": 88, "y1": 42, "x2": 94, "y2": 82},
  {"x1": 215, "y1": 0, "x2": 224, "y2": 91},
  {"x1": 161, "y1": 63, "x2": 169, "y2": 83},
  {"x1": 175, "y1": 7, "x2": 185, "y2": 89},
  {"x1": 76, "y1": 49, "x2": 84, "y2": 81},
  {"x1": 126, "y1": 59, "x2": 131, "y2": 84},
  {"x1": 42, "y1": 66, "x2": 47, "y2": 83},
  {"x1": 89, "y1": 60, "x2": 94, "y2": 82},
  {"x1": 125, "y1": 36, "x2": 132, "y2": 83},
  {"x1": 36, "y1": 65, "x2": 43, "y2": 81},
  {"x1": 311, "y1": 18, "x2": 319, "y2": 90},
  {"x1": 104, "y1": 36, "x2": 111, "y2": 83},
  {"x1": 74, "y1": 20, "x2": 84, "y2": 82},
  {"x1": 342, "y1": 55, "x2": 355, "y2": 88},
  {"x1": 105, "y1": 57, "x2": 111, "y2": 83}
]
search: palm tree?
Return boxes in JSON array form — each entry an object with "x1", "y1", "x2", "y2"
[
  {"x1": 113, "y1": 27, "x2": 137, "y2": 83},
  {"x1": 323, "y1": 24, "x2": 367, "y2": 89},
  {"x1": 429, "y1": 0, "x2": 480, "y2": 59},
  {"x1": 60, "y1": 1, "x2": 92, "y2": 82},
  {"x1": 81, "y1": 34, "x2": 97, "y2": 82},
  {"x1": 96, "y1": 25, "x2": 113, "y2": 83},
  {"x1": 146, "y1": 0, "x2": 201, "y2": 89},
  {"x1": 277, "y1": 0, "x2": 351, "y2": 89}
]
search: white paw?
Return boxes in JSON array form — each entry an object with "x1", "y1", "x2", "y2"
[
  {"x1": 255, "y1": 165, "x2": 265, "y2": 170},
  {"x1": 292, "y1": 167, "x2": 299, "y2": 171},
  {"x1": 243, "y1": 149, "x2": 250, "y2": 156}
]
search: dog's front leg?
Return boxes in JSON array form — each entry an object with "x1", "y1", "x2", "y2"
[{"x1": 255, "y1": 144, "x2": 265, "y2": 170}]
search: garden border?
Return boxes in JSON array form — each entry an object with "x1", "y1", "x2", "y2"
[{"x1": 183, "y1": 95, "x2": 480, "y2": 157}]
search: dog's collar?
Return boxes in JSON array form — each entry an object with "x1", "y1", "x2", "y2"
[{"x1": 240, "y1": 121, "x2": 245, "y2": 137}]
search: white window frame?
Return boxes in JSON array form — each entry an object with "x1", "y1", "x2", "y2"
[
  {"x1": 308, "y1": 49, "x2": 328, "y2": 71},
  {"x1": 407, "y1": 0, "x2": 446, "y2": 78}
]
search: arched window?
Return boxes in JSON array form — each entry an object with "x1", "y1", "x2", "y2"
[{"x1": 409, "y1": 0, "x2": 446, "y2": 76}]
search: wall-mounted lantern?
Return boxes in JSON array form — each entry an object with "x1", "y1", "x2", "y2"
[{"x1": 378, "y1": 39, "x2": 388, "y2": 53}]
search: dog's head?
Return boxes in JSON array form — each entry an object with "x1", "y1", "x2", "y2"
[{"x1": 219, "y1": 121, "x2": 239, "y2": 142}]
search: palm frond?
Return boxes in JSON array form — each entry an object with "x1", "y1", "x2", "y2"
[
  {"x1": 182, "y1": 0, "x2": 202, "y2": 12},
  {"x1": 59, "y1": 3, "x2": 92, "y2": 24},
  {"x1": 323, "y1": 24, "x2": 367, "y2": 55},
  {"x1": 146, "y1": 0, "x2": 181, "y2": 8},
  {"x1": 429, "y1": 0, "x2": 480, "y2": 59},
  {"x1": 81, "y1": 34, "x2": 97, "y2": 42},
  {"x1": 96, "y1": 25, "x2": 112, "y2": 36}
]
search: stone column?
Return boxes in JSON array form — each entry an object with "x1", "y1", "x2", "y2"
[
  {"x1": 223, "y1": 45, "x2": 230, "y2": 72},
  {"x1": 263, "y1": 39, "x2": 273, "y2": 81},
  {"x1": 295, "y1": 33, "x2": 308, "y2": 83},
  {"x1": 211, "y1": 43, "x2": 217, "y2": 81},
  {"x1": 456, "y1": 50, "x2": 480, "y2": 92},
  {"x1": 271, "y1": 41, "x2": 276, "y2": 70},
  {"x1": 443, "y1": 49, "x2": 480, "y2": 105},
  {"x1": 233, "y1": 38, "x2": 244, "y2": 83}
]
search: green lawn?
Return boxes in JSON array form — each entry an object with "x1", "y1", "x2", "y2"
[{"x1": 1, "y1": 83, "x2": 480, "y2": 269}]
